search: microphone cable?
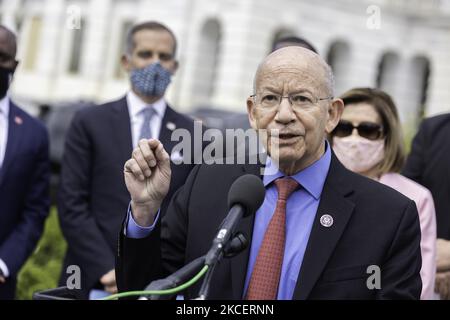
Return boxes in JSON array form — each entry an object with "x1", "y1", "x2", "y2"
[{"x1": 99, "y1": 265, "x2": 209, "y2": 300}]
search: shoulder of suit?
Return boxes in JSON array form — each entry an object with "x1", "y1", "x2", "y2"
[
  {"x1": 410, "y1": 113, "x2": 450, "y2": 147},
  {"x1": 325, "y1": 168, "x2": 418, "y2": 233},
  {"x1": 344, "y1": 168, "x2": 415, "y2": 210},
  {"x1": 421, "y1": 112, "x2": 450, "y2": 132},
  {"x1": 74, "y1": 97, "x2": 126, "y2": 120},
  {"x1": 165, "y1": 104, "x2": 202, "y2": 129},
  {"x1": 191, "y1": 162, "x2": 248, "y2": 182},
  {"x1": 10, "y1": 103, "x2": 48, "y2": 135}
]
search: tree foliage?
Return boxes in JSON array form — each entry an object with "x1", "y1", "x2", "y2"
[{"x1": 16, "y1": 208, "x2": 66, "y2": 300}]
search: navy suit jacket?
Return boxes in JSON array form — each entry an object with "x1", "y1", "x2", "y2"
[
  {"x1": 0, "y1": 101, "x2": 50, "y2": 299},
  {"x1": 57, "y1": 96, "x2": 204, "y2": 298},
  {"x1": 403, "y1": 113, "x2": 450, "y2": 239}
]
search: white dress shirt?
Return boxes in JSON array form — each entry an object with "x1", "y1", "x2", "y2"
[
  {"x1": 0, "y1": 96, "x2": 9, "y2": 168},
  {"x1": 126, "y1": 90, "x2": 166, "y2": 148},
  {"x1": 0, "y1": 96, "x2": 10, "y2": 277}
]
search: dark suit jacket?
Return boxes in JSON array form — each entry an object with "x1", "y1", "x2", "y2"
[
  {"x1": 403, "y1": 113, "x2": 450, "y2": 240},
  {"x1": 0, "y1": 101, "x2": 50, "y2": 299},
  {"x1": 58, "y1": 96, "x2": 201, "y2": 298},
  {"x1": 116, "y1": 153, "x2": 422, "y2": 299}
]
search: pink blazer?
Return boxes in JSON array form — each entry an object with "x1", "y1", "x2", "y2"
[{"x1": 379, "y1": 173, "x2": 437, "y2": 300}]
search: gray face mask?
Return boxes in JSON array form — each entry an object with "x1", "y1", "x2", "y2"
[{"x1": 130, "y1": 62, "x2": 172, "y2": 97}]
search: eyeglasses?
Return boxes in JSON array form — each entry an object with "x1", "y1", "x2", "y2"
[
  {"x1": 251, "y1": 93, "x2": 333, "y2": 110},
  {"x1": 334, "y1": 120, "x2": 384, "y2": 141}
]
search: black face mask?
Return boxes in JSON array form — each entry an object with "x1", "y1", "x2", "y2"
[{"x1": 0, "y1": 66, "x2": 14, "y2": 99}]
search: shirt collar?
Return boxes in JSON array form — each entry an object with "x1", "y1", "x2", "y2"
[
  {"x1": 126, "y1": 90, "x2": 166, "y2": 119},
  {"x1": 262, "y1": 140, "x2": 332, "y2": 200},
  {"x1": 0, "y1": 96, "x2": 9, "y2": 118}
]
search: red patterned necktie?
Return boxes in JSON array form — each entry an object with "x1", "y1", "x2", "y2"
[{"x1": 246, "y1": 177, "x2": 299, "y2": 300}]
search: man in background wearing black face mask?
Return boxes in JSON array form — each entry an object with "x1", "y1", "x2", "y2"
[
  {"x1": 58, "y1": 21, "x2": 204, "y2": 299},
  {"x1": 0, "y1": 25, "x2": 50, "y2": 299}
]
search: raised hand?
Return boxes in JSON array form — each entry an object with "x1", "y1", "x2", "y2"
[{"x1": 124, "y1": 139, "x2": 171, "y2": 226}]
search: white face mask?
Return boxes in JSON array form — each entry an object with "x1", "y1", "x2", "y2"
[{"x1": 332, "y1": 135, "x2": 385, "y2": 174}]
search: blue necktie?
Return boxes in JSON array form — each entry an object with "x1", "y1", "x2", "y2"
[{"x1": 138, "y1": 106, "x2": 155, "y2": 141}]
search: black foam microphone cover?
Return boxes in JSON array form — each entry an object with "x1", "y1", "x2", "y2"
[{"x1": 227, "y1": 174, "x2": 265, "y2": 217}]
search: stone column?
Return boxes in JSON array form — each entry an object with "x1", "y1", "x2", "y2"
[
  {"x1": 0, "y1": 0, "x2": 21, "y2": 32},
  {"x1": 33, "y1": 0, "x2": 65, "y2": 101},
  {"x1": 81, "y1": 0, "x2": 112, "y2": 98},
  {"x1": 426, "y1": 48, "x2": 450, "y2": 116}
]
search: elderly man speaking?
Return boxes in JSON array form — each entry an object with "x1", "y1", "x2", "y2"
[{"x1": 116, "y1": 47, "x2": 422, "y2": 299}]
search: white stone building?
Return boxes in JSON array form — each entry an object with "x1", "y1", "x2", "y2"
[{"x1": 1, "y1": 0, "x2": 450, "y2": 128}]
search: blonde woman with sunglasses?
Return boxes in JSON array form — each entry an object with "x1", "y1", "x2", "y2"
[{"x1": 330, "y1": 87, "x2": 437, "y2": 300}]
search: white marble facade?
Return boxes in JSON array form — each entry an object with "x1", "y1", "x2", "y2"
[{"x1": 1, "y1": 0, "x2": 450, "y2": 126}]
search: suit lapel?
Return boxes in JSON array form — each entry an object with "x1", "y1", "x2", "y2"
[
  {"x1": 0, "y1": 102, "x2": 25, "y2": 186},
  {"x1": 159, "y1": 105, "x2": 178, "y2": 154},
  {"x1": 111, "y1": 97, "x2": 133, "y2": 161},
  {"x1": 293, "y1": 154, "x2": 355, "y2": 299}
]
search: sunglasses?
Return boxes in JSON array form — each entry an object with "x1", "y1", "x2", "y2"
[{"x1": 334, "y1": 120, "x2": 384, "y2": 140}]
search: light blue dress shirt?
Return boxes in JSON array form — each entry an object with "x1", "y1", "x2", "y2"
[
  {"x1": 243, "y1": 141, "x2": 331, "y2": 299},
  {"x1": 125, "y1": 203, "x2": 160, "y2": 237},
  {"x1": 126, "y1": 141, "x2": 332, "y2": 300}
]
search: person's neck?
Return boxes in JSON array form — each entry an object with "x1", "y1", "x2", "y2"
[
  {"x1": 277, "y1": 142, "x2": 326, "y2": 176},
  {"x1": 132, "y1": 89, "x2": 163, "y2": 105}
]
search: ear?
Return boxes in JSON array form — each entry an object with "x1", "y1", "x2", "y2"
[
  {"x1": 247, "y1": 96, "x2": 258, "y2": 129},
  {"x1": 121, "y1": 54, "x2": 131, "y2": 73},
  {"x1": 171, "y1": 59, "x2": 179, "y2": 74},
  {"x1": 12, "y1": 60, "x2": 19, "y2": 72},
  {"x1": 325, "y1": 98, "x2": 344, "y2": 134}
]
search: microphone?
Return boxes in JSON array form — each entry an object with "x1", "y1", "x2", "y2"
[
  {"x1": 198, "y1": 175, "x2": 264, "y2": 299},
  {"x1": 204, "y1": 174, "x2": 265, "y2": 266}
]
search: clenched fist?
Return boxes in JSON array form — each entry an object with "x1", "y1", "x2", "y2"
[{"x1": 124, "y1": 139, "x2": 171, "y2": 227}]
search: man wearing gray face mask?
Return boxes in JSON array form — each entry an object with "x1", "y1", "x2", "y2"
[{"x1": 58, "y1": 21, "x2": 203, "y2": 299}]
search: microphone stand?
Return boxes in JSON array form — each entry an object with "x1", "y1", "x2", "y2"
[
  {"x1": 196, "y1": 255, "x2": 220, "y2": 300},
  {"x1": 197, "y1": 233, "x2": 248, "y2": 300}
]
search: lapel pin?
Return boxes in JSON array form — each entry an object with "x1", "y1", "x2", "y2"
[
  {"x1": 166, "y1": 122, "x2": 176, "y2": 131},
  {"x1": 320, "y1": 214, "x2": 334, "y2": 228},
  {"x1": 15, "y1": 116, "x2": 23, "y2": 125}
]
